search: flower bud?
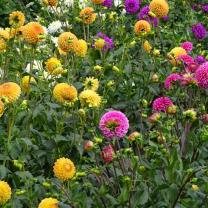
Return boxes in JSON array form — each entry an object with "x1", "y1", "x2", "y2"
[
  {"x1": 139, "y1": 165, "x2": 146, "y2": 172},
  {"x1": 78, "y1": 108, "x2": 86, "y2": 117},
  {"x1": 151, "y1": 73, "x2": 159, "y2": 82},
  {"x1": 16, "y1": 190, "x2": 26, "y2": 195},
  {"x1": 112, "y1": 66, "x2": 120, "y2": 72},
  {"x1": 94, "y1": 137, "x2": 103, "y2": 144},
  {"x1": 183, "y1": 109, "x2": 197, "y2": 121},
  {"x1": 42, "y1": 182, "x2": 51, "y2": 188},
  {"x1": 167, "y1": 105, "x2": 177, "y2": 114},
  {"x1": 153, "y1": 49, "x2": 160, "y2": 56},
  {"x1": 148, "y1": 11, "x2": 156, "y2": 17},
  {"x1": 141, "y1": 99, "x2": 148, "y2": 107},
  {"x1": 84, "y1": 140, "x2": 94, "y2": 152},
  {"x1": 106, "y1": 80, "x2": 115, "y2": 88},
  {"x1": 100, "y1": 145, "x2": 114, "y2": 164},
  {"x1": 192, "y1": 184, "x2": 199, "y2": 191},
  {"x1": 157, "y1": 135, "x2": 166, "y2": 144},
  {"x1": 128, "y1": 131, "x2": 140, "y2": 141},
  {"x1": 148, "y1": 112, "x2": 161, "y2": 123},
  {"x1": 201, "y1": 114, "x2": 208, "y2": 124},
  {"x1": 130, "y1": 40, "x2": 136, "y2": 47},
  {"x1": 94, "y1": 65, "x2": 103, "y2": 71}
]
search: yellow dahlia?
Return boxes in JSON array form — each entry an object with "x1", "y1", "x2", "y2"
[
  {"x1": 149, "y1": 0, "x2": 169, "y2": 18},
  {"x1": 58, "y1": 32, "x2": 78, "y2": 53},
  {"x1": 9, "y1": 11, "x2": 25, "y2": 28},
  {"x1": 168, "y1": 47, "x2": 187, "y2": 66},
  {"x1": 38, "y1": 197, "x2": 59, "y2": 208},
  {"x1": 21, "y1": 76, "x2": 36, "y2": 92},
  {"x1": 0, "y1": 181, "x2": 12, "y2": 205},
  {"x1": 53, "y1": 157, "x2": 76, "y2": 181},
  {"x1": 134, "y1": 20, "x2": 151, "y2": 35},
  {"x1": 53, "y1": 83, "x2": 78, "y2": 104},
  {"x1": 0, "y1": 82, "x2": 21, "y2": 103},
  {"x1": 79, "y1": 90, "x2": 101, "y2": 107},
  {"x1": 74, "y1": 39, "x2": 88, "y2": 57},
  {"x1": 80, "y1": 7, "x2": 96, "y2": 25},
  {"x1": 5, "y1": 27, "x2": 19, "y2": 39},
  {"x1": 21, "y1": 22, "x2": 45, "y2": 44},
  {"x1": 0, "y1": 100, "x2": 4, "y2": 117},
  {"x1": 94, "y1": 38, "x2": 105, "y2": 50},
  {"x1": 143, "y1": 40, "x2": 152, "y2": 53},
  {"x1": 83, "y1": 77, "x2": 99, "y2": 91},
  {"x1": 45, "y1": 57, "x2": 63, "y2": 75},
  {"x1": 92, "y1": 0, "x2": 105, "y2": 4},
  {"x1": 0, "y1": 39, "x2": 7, "y2": 52},
  {"x1": 0, "y1": 30, "x2": 10, "y2": 40}
]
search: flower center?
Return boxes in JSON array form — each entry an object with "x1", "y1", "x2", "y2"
[{"x1": 106, "y1": 119, "x2": 119, "y2": 131}]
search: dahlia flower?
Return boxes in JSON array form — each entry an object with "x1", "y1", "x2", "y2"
[
  {"x1": 45, "y1": 57, "x2": 63, "y2": 75},
  {"x1": 99, "y1": 110, "x2": 129, "y2": 139},
  {"x1": 79, "y1": 90, "x2": 101, "y2": 107},
  {"x1": 74, "y1": 39, "x2": 88, "y2": 57},
  {"x1": 192, "y1": 23, "x2": 207, "y2": 40},
  {"x1": 0, "y1": 181, "x2": 11, "y2": 205},
  {"x1": 94, "y1": 32, "x2": 114, "y2": 51},
  {"x1": 38, "y1": 198, "x2": 59, "y2": 208},
  {"x1": 181, "y1": 73, "x2": 197, "y2": 86},
  {"x1": 125, "y1": 0, "x2": 140, "y2": 14},
  {"x1": 149, "y1": 0, "x2": 169, "y2": 18},
  {"x1": 83, "y1": 77, "x2": 99, "y2": 91},
  {"x1": 48, "y1": 20, "x2": 62, "y2": 34},
  {"x1": 9, "y1": 11, "x2": 25, "y2": 28},
  {"x1": 134, "y1": 20, "x2": 151, "y2": 35},
  {"x1": 195, "y1": 55, "x2": 206, "y2": 64},
  {"x1": 21, "y1": 76, "x2": 36, "y2": 92},
  {"x1": 177, "y1": 54, "x2": 194, "y2": 65},
  {"x1": 181, "y1": 41, "x2": 193, "y2": 52},
  {"x1": 102, "y1": 0, "x2": 112, "y2": 7},
  {"x1": 152, "y1": 97, "x2": 174, "y2": 112},
  {"x1": 195, "y1": 62, "x2": 208, "y2": 88},
  {"x1": 164, "y1": 73, "x2": 181, "y2": 90},
  {"x1": 101, "y1": 145, "x2": 115, "y2": 164},
  {"x1": 168, "y1": 47, "x2": 187, "y2": 66},
  {"x1": 80, "y1": 7, "x2": 96, "y2": 25}
]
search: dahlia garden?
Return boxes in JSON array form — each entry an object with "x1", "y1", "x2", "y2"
[{"x1": 0, "y1": 0, "x2": 208, "y2": 207}]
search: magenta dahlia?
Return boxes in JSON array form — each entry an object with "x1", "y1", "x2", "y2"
[
  {"x1": 152, "y1": 97, "x2": 174, "y2": 112},
  {"x1": 195, "y1": 62, "x2": 208, "y2": 88},
  {"x1": 164, "y1": 73, "x2": 181, "y2": 89},
  {"x1": 99, "y1": 111, "x2": 129, "y2": 139},
  {"x1": 181, "y1": 41, "x2": 193, "y2": 52}
]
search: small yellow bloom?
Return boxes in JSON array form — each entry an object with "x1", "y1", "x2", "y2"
[
  {"x1": 83, "y1": 77, "x2": 99, "y2": 91},
  {"x1": 53, "y1": 157, "x2": 76, "y2": 181},
  {"x1": 143, "y1": 40, "x2": 152, "y2": 53},
  {"x1": 45, "y1": 57, "x2": 63, "y2": 75},
  {"x1": 192, "y1": 184, "x2": 199, "y2": 191},
  {"x1": 94, "y1": 65, "x2": 103, "y2": 71},
  {"x1": 21, "y1": 76, "x2": 36, "y2": 92},
  {"x1": 74, "y1": 39, "x2": 88, "y2": 57},
  {"x1": 38, "y1": 197, "x2": 59, "y2": 208},
  {"x1": 79, "y1": 90, "x2": 101, "y2": 107},
  {"x1": 9, "y1": 11, "x2": 25, "y2": 28},
  {"x1": 94, "y1": 38, "x2": 105, "y2": 50},
  {"x1": 0, "y1": 181, "x2": 12, "y2": 205},
  {"x1": 0, "y1": 38, "x2": 7, "y2": 52},
  {"x1": 168, "y1": 47, "x2": 187, "y2": 66},
  {"x1": 153, "y1": 49, "x2": 160, "y2": 56}
]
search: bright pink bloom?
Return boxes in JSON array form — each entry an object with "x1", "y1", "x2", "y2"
[
  {"x1": 181, "y1": 73, "x2": 197, "y2": 85},
  {"x1": 181, "y1": 41, "x2": 193, "y2": 52},
  {"x1": 195, "y1": 62, "x2": 208, "y2": 88},
  {"x1": 99, "y1": 111, "x2": 129, "y2": 139},
  {"x1": 152, "y1": 97, "x2": 174, "y2": 112},
  {"x1": 177, "y1": 54, "x2": 194, "y2": 65},
  {"x1": 164, "y1": 73, "x2": 181, "y2": 89},
  {"x1": 185, "y1": 62, "x2": 199, "y2": 73},
  {"x1": 101, "y1": 145, "x2": 114, "y2": 164}
]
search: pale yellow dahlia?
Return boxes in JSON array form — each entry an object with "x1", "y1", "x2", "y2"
[
  {"x1": 80, "y1": 7, "x2": 96, "y2": 25},
  {"x1": 143, "y1": 40, "x2": 152, "y2": 53},
  {"x1": 21, "y1": 76, "x2": 36, "y2": 92},
  {"x1": 9, "y1": 11, "x2": 25, "y2": 28},
  {"x1": 0, "y1": 181, "x2": 12, "y2": 205},
  {"x1": 0, "y1": 39, "x2": 7, "y2": 52},
  {"x1": 53, "y1": 83, "x2": 78, "y2": 104},
  {"x1": 0, "y1": 82, "x2": 21, "y2": 103},
  {"x1": 134, "y1": 20, "x2": 151, "y2": 35},
  {"x1": 21, "y1": 22, "x2": 45, "y2": 44},
  {"x1": 83, "y1": 77, "x2": 99, "y2": 91},
  {"x1": 45, "y1": 57, "x2": 63, "y2": 75},
  {"x1": 74, "y1": 39, "x2": 88, "y2": 57},
  {"x1": 79, "y1": 90, "x2": 101, "y2": 107},
  {"x1": 5, "y1": 28, "x2": 19, "y2": 39},
  {"x1": 0, "y1": 30, "x2": 10, "y2": 40},
  {"x1": 94, "y1": 38, "x2": 105, "y2": 50},
  {"x1": 149, "y1": 0, "x2": 169, "y2": 18},
  {"x1": 0, "y1": 100, "x2": 4, "y2": 117},
  {"x1": 38, "y1": 197, "x2": 59, "y2": 208},
  {"x1": 58, "y1": 32, "x2": 78, "y2": 53},
  {"x1": 53, "y1": 157, "x2": 76, "y2": 181},
  {"x1": 92, "y1": 0, "x2": 105, "y2": 4},
  {"x1": 168, "y1": 47, "x2": 187, "y2": 66}
]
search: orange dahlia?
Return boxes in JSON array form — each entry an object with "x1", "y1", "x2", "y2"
[
  {"x1": 74, "y1": 39, "x2": 88, "y2": 57},
  {"x1": 80, "y1": 7, "x2": 96, "y2": 25},
  {"x1": 53, "y1": 157, "x2": 76, "y2": 181},
  {"x1": 21, "y1": 76, "x2": 36, "y2": 92},
  {"x1": 0, "y1": 82, "x2": 21, "y2": 103},
  {"x1": 134, "y1": 20, "x2": 151, "y2": 35},
  {"x1": 58, "y1": 32, "x2": 78, "y2": 53},
  {"x1": 92, "y1": 0, "x2": 105, "y2": 4},
  {"x1": 149, "y1": 0, "x2": 169, "y2": 18},
  {"x1": 9, "y1": 11, "x2": 25, "y2": 28},
  {"x1": 21, "y1": 22, "x2": 45, "y2": 44},
  {"x1": 45, "y1": 57, "x2": 64, "y2": 75},
  {"x1": 38, "y1": 197, "x2": 59, "y2": 208},
  {"x1": 53, "y1": 83, "x2": 78, "y2": 104}
]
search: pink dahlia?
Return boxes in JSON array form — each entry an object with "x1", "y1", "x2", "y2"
[
  {"x1": 101, "y1": 145, "x2": 114, "y2": 164},
  {"x1": 177, "y1": 54, "x2": 194, "y2": 65},
  {"x1": 195, "y1": 62, "x2": 208, "y2": 88},
  {"x1": 181, "y1": 73, "x2": 197, "y2": 85},
  {"x1": 181, "y1": 41, "x2": 193, "y2": 52},
  {"x1": 152, "y1": 97, "x2": 174, "y2": 112},
  {"x1": 164, "y1": 73, "x2": 181, "y2": 89},
  {"x1": 99, "y1": 111, "x2": 129, "y2": 139}
]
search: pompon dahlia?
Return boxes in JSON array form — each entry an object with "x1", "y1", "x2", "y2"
[
  {"x1": 79, "y1": 90, "x2": 101, "y2": 107},
  {"x1": 195, "y1": 55, "x2": 206, "y2": 64},
  {"x1": 101, "y1": 145, "x2": 115, "y2": 164},
  {"x1": 83, "y1": 77, "x2": 99, "y2": 91},
  {"x1": 58, "y1": 32, "x2": 78, "y2": 53},
  {"x1": 134, "y1": 20, "x2": 151, "y2": 35},
  {"x1": 0, "y1": 82, "x2": 21, "y2": 103},
  {"x1": 181, "y1": 73, "x2": 197, "y2": 86},
  {"x1": 0, "y1": 100, "x2": 4, "y2": 117},
  {"x1": 92, "y1": 0, "x2": 105, "y2": 4},
  {"x1": 80, "y1": 7, "x2": 96, "y2": 25},
  {"x1": 99, "y1": 111, "x2": 129, "y2": 139},
  {"x1": 152, "y1": 97, "x2": 174, "y2": 112},
  {"x1": 21, "y1": 76, "x2": 36, "y2": 92},
  {"x1": 102, "y1": 0, "x2": 112, "y2": 7},
  {"x1": 45, "y1": 57, "x2": 63, "y2": 75},
  {"x1": 0, "y1": 30, "x2": 10, "y2": 41},
  {"x1": 177, "y1": 54, "x2": 194, "y2": 65},
  {"x1": 38, "y1": 197, "x2": 59, "y2": 208},
  {"x1": 192, "y1": 23, "x2": 207, "y2": 40},
  {"x1": 53, "y1": 157, "x2": 76, "y2": 181},
  {"x1": 9, "y1": 11, "x2": 25, "y2": 28},
  {"x1": 94, "y1": 32, "x2": 114, "y2": 51},
  {"x1": 149, "y1": 0, "x2": 169, "y2": 18},
  {"x1": 168, "y1": 47, "x2": 187, "y2": 66},
  {"x1": 53, "y1": 83, "x2": 78, "y2": 104},
  {"x1": 180, "y1": 41, "x2": 193, "y2": 52},
  {"x1": 21, "y1": 22, "x2": 45, "y2": 44},
  {"x1": 125, "y1": 0, "x2": 140, "y2": 14},
  {"x1": 195, "y1": 62, "x2": 208, "y2": 88},
  {"x1": 0, "y1": 181, "x2": 11, "y2": 205},
  {"x1": 44, "y1": 0, "x2": 58, "y2": 7},
  {"x1": 74, "y1": 39, "x2": 88, "y2": 57},
  {"x1": 164, "y1": 73, "x2": 181, "y2": 89}
]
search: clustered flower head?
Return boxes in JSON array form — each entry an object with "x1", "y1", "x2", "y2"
[
  {"x1": 43, "y1": 0, "x2": 58, "y2": 7},
  {"x1": 45, "y1": 57, "x2": 64, "y2": 75},
  {"x1": 9, "y1": 11, "x2": 25, "y2": 28},
  {"x1": 74, "y1": 39, "x2": 88, "y2": 57},
  {"x1": 125, "y1": 0, "x2": 140, "y2": 14},
  {"x1": 80, "y1": 7, "x2": 96, "y2": 25},
  {"x1": 99, "y1": 111, "x2": 129, "y2": 139},
  {"x1": 181, "y1": 41, "x2": 193, "y2": 52},
  {"x1": 168, "y1": 47, "x2": 187, "y2": 66},
  {"x1": 164, "y1": 73, "x2": 181, "y2": 90},
  {"x1": 152, "y1": 96, "x2": 174, "y2": 112},
  {"x1": 79, "y1": 89, "x2": 101, "y2": 107},
  {"x1": 0, "y1": 181, "x2": 12, "y2": 205},
  {"x1": 53, "y1": 157, "x2": 76, "y2": 180},
  {"x1": 195, "y1": 62, "x2": 208, "y2": 88},
  {"x1": 101, "y1": 144, "x2": 115, "y2": 164},
  {"x1": 134, "y1": 20, "x2": 151, "y2": 35},
  {"x1": 192, "y1": 23, "x2": 207, "y2": 40},
  {"x1": 38, "y1": 197, "x2": 59, "y2": 208},
  {"x1": 149, "y1": 0, "x2": 169, "y2": 18},
  {"x1": 21, "y1": 76, "x2": 36, "y2": 92},
  {"x1": 83, "y1": 77, "x2": 99, "y2": 91},
  {"x1": 102, "y1": 0, "x2": 112, "y2": 8}
]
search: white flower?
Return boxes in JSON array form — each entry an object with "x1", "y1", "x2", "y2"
[
  {"x1": 25, "y1": 60, "x2": 42, "y2": 72},
  {"x1": 48, "y1": 21, "x2": 62, "y2": 34},
  {"x1": 51, "y1": 36, "x2": 58, "y2": 46},
  {"x1": 64, "y1": 0, "x2": 74, "y2": 7}
]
